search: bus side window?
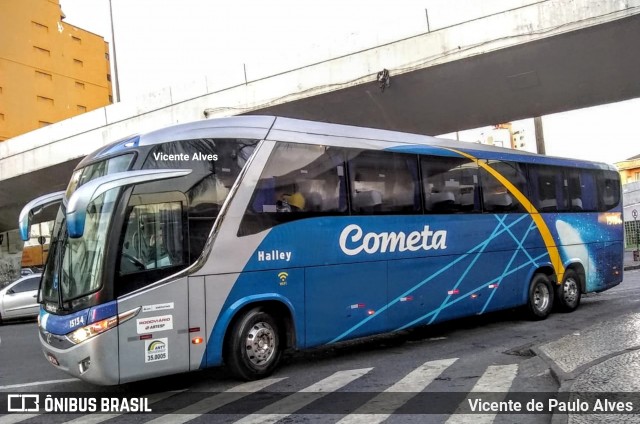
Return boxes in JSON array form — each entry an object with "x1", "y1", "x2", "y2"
[
  {"x1": 479, "y1": 160, "x2": 528, "y2": 213},
  {"x1": 529, "y1": 165, "x2": 567, "y2": 212},
  {"x1": 597, "y1": 170, "x2": 621, "y2": 211},
  {"x1": 422, "y1": 156, "x2": 479, "y2": 214},
  {"x1": 565, "y1": 169, "x2": 598, "y2": 212},
  {"x1": 348, "y1": 151, "x2": 420, "y2": 214},
  {"x1": 239, "y1": 143, "x2": 347, "y2": 236}
]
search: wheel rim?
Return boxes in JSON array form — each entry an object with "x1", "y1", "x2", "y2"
[
  {"x1": 533, "y1": 282, "x2": 550, "y2": 312},
  {"x1": 563, "y1": 277, "x2": 579, "y2": 304},
  {"x1": 245, "y1": 321, "x2": 276, "y2": 367}
]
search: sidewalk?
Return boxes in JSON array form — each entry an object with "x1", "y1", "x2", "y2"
[
  {"x1": 625, "y1": 249, "x2": 640, "y2": 271},
  {"x1": 534, "y1": 311, "x2": 640, "y2": 423}
]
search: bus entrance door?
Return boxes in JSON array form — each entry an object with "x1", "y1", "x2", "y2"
[{"x1": 117, "y1": 278, "x2": 190, "y2": 383}]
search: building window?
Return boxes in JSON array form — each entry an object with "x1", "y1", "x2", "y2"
[
  {"x1": 0, "y1": 113, "x2": 5, "y2": 121},
  {"x1": 72, "y1": 36, "x2": 82, "y2": 44},
  {"x1": 35, "y1": 70, "x2": 52, "y2": 80},
  {"x1": 37, "y1": 96, "x2": 54, "y2": 105},
  {"x1": 38, "y1": 121, "x2": 52, "y2": 127},
  {"x1": 33, "y1": 46, "x2": 51, "y2": 56},
  {"x1": 31, "y1": 21, "x2": 48, "y2": 32},
  {"x1": 109, "y1": 95, "x2": 113, "y2": 103},
  {"x1": 106, "y1": 74, "x2": 112, "y2": 82},
  {"x1": 77, "y1": 105, "x2": 87, "y2": 112},
  {"x1": 105, "y1": 52, "x2": 110, "y2": 60},
  {"x1": 73, "y1": 59, "x2": 83, "y2": 67},
  {"x1": 635, "y1": 172, "x2": 640, "y2": 182},
  {"x1": 75, "y1": 81, "x2": 85, "y2": 89}
]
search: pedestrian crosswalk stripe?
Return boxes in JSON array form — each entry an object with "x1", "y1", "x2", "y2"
[
  {"x1": 145, "y1": 378, "x2": 287, "y2": 424},
  {"x1": 233, "y1": 368, "x2": 373, "y2": 424},
  {"x1": 0, "y1": 414, "x2": 39, "y2": 424},
  {"x1": 337, "y1": 357, "x2": 459, "y2": 424},
  {"x1": 0, "y1": 361, "x2": 527, "y2": 424},
  {"x1": 445, "y1": 363, "x2": 519, "y2": 424}
]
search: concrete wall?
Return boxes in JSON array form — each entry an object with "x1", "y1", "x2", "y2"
[
  {"x1": 623, "y1": 181, "x2": 640, "y2": 221},
  {"x1": 0, "y1": 230, "x2": 24, "y2": 286}
]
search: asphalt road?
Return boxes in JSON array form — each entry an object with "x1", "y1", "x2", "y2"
[{"x1": 1, "y1": 269, "x2": 639, "y2": 423}]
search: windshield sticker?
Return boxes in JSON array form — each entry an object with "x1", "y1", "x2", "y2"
[
  {"x1": 145, "y1": 338, "x2": 168, "y2": 363},
  {"x1": 136, "y1": 315, "x2": 174, "y2": 334},
  {"x1": 142, "y1": 302, "x2": 175, "y2": 313}
]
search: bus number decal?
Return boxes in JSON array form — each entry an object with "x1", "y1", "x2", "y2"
[
  {"x1": 69, "y1": 316, "x2": 85, "y2": 327},
  {"x1": 145, "y1": 338, "x2": 168, "y2": 363}
]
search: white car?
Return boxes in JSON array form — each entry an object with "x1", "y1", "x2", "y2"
[{"x1": 0, "y1": 274, "x2": 41, "y2": 323}]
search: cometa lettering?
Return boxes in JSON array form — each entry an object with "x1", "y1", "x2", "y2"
[{"x1": 339, "y1": 224, "x2": 448, "y2": 256}]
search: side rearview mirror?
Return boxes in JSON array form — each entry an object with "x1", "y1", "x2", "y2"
[{"x1": 19, "y1": 191, "x2": 65, "y2": 241}]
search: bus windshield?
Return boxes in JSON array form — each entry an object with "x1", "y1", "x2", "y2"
[{"x1": 41, "y1": 154, "x2": 133, "y2": 311}]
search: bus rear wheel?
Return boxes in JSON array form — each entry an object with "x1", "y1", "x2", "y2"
[
  {"x1": 526, "y1": 273, "x2": 554, "y2": 320},
  {"x1": 225, "y1": 308, "x2": 281, "y2": 381},
  {"x1": 555, "y1": 269, "x2": 581, "y2": 312}
]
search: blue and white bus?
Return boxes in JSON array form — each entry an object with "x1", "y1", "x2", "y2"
[{"x1": 20, "y1": 116, "x2": 623, "y2": 384}]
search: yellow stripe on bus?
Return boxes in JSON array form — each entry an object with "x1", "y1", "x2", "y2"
[{"x1": 444, "y1": 147, "x2": 565, "y2": 283}]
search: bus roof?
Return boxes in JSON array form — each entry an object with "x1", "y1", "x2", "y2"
[{"x1": 81, "y1": 115, "x2": 615, "y2": 171}]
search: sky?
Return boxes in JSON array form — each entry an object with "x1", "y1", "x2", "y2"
[{"x1": 59, "y1": 0, "x2": 640, "y2": 164}]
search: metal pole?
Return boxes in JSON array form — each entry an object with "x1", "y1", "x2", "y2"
[
  {"x1": 636, "y1": 218, "x2": 639, "y2": 257},
  {"x1": 534, "y1": 116, "x2": 546, "y2": 155},
  {"x1": 109, "y1": 0, "x2": 121, "y2": 102}
]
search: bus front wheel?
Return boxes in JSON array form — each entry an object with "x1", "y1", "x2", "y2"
[
  {"x1": 225, "y1": 308, "x2": 281, "y2": 381},
  {"x1": 555, "y1": 269, "x2": 581, "y2": 312},
  {"x1": 526, "y1": 273, "x2": 554, "y2": 320}
]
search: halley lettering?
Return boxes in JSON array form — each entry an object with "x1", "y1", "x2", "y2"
[{"x1": 339, "y1": 224, "x2": 447, "y2": 256}]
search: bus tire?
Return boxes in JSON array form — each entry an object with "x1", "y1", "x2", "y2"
[
  {"x1": 525, "y1": 273, "x2": 554, "y2": 320},
  {"x1": 225, "y1": 308, "x2": 281, "y2": 381},
  {"x1": 555, "y1": 269, "x2": 581, "y2": 312}
]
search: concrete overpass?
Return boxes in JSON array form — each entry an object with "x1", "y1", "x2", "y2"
[{"x1": 1, "y1": 0, "x2": 640, "y2": 233}]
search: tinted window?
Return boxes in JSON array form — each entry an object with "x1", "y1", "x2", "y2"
[
  {"x1": 240, "y1": 143, "x2": 347, "y2": 236},
  {"x1": 529, "y1": 165, "x2": 567, "y2": 212},
  {"x1": 66, "y1": 154, "x2": 134, "y2": 198},
  {"x1": 144, "y1": 138, "x2": 258, "y2": 261},
  {"x1": 13, "y1": 276, "x2": 40, "y2": 293},
  {"x1": 565, "y1": 168, "x2": 598, "y2": 211},
  {"x1": 422, "y1": 156, "x2": 479, "y2": 213},
  {"x1": 349, "y1": 151, "x2": 420, "y2": 214},
  {"x1": 597, "y1": 170, "x2": 621, "y2": 211},
  {"x1": 479, "y1": 160, "x2": 528, "y2": 213}
]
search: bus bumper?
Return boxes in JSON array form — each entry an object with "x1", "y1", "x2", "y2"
[{"x1": 39, "y1": 328, "x2": 120, "y2": 385}]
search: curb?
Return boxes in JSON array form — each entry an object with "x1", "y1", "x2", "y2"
[{"x1": 534, "y1": 343, "x2": 640, "y2": 424}]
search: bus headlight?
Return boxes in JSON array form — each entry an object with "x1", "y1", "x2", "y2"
[{"x1": 66, "y1": 307, "x2": 140, "y2": 345}]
